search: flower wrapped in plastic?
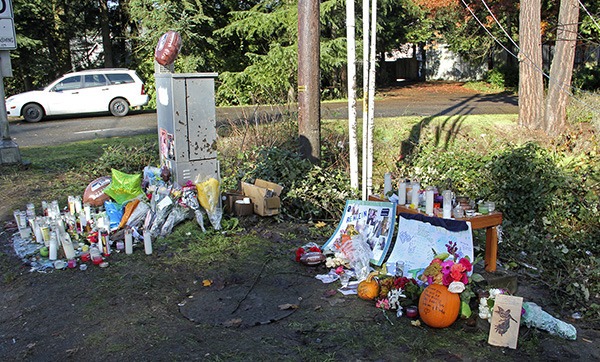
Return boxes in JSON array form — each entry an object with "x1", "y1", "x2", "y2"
[
  {"x1": 148, "y1": 186, "x2": 174, "y2": 237},
  {"x1": 181, "y1": 182, "x2": 206, "y2": 232},
  {"x1": 195, "y1": 176, "x2": 222, "y2": 230}
]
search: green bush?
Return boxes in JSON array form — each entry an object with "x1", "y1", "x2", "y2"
[
  {"x1": 285, "y1": 166, "x2": 359, "y2": 220},
  {"x1": 483, "y1": 143, "x2": 563, "y2": 225},
  {"x1": 485, "y1": 65, "x2": 518, "y2": 89},
  {"x1": 572, "y1": 65, "x2": 600, "y2": 91}
]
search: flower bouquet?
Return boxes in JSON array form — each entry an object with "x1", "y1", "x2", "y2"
[
  {"x1": 375, "y1": 275, "x2": 422, "y2": 323},
  {"x1": 420, "y1": 241, "x2": 472, "y2": 293}
]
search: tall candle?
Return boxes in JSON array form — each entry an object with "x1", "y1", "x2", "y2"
[
  {"x1": 49, "y1": 233, "x2": 58, "y2": 261},
  {"x1": 61, "y1": 233, "x2": 76, "y2": 260},
  {"x1": 398, "y1": 181, "x2": 407, "y2": 205},
  {"x1": 125, "y1": 228, "x2": 133, "y2": 255},
  {"x1": 442, "y1": 190, "x2": 452, "y2": 218},
  {"x1": 425, "y1": 187, "x2": 434, "y2": 215},
  {"x1": 144, "y1": 230, "x2": 153, "y2": 255},
  {"x1": 84, "y1": 204, "x2": 92, "y2": 222},
  {"x1": 411, "y1": 182, "x2": 420, "y2": 208},
  {"x1": 383, "y1": 173, "x2": 392, "y2": 197}
]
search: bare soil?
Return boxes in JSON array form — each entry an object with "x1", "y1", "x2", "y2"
[{"x1": 1, "y1": 215, "x2": 599, "y2": 361}]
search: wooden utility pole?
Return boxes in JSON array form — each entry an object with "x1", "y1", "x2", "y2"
[{"x1": 298, "y1": 0, "x2": 321, "y2": 165}]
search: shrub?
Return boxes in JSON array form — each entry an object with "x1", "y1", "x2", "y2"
[{"x1": 483, "y1": 143, "x2": 563, "y2": 225}]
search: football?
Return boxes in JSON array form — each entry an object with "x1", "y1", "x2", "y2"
[
  {"x1": 154, "y1": 31, "x2": 182, "y2": 66},
  {"x1": 83, "y1": 176, "x2": 112, "y2": 207}
]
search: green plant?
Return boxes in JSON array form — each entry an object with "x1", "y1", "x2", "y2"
[
  {"x1": 87, "y1": 140, "x2": 160, "y2": 177},
  {"x1": 483, "y1": 143, "x2": 562, "y2": 225},
  {"x1": 285, "y1": 166, "x2": 359, "y2": 220}
]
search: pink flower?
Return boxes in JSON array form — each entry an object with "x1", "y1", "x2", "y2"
[
  {"x1": 442, "y1": 273, "x2": 454, "y2": 286},
  {"x1": 376, "y1": 298, "x2": 390, "y2": 310},
  {"x1": 440, "y1": 260, "x2": 454, "y2": 275},
  {"x1": 335, "y1": 266, "x2": 345, "y2": 275},
  {"x1": 459, "y1": 257, "x2": 472, "y2": 272}
]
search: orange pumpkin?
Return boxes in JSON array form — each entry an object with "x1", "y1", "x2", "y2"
[
  {"x1": 418, "y1": 284, "x2": 460, "y2": 328},
  {"x1": 357, "y1": 271, "x2": 380, "y2": 300}
]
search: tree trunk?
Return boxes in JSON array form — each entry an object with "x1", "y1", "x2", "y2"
[
  {"x1": 51, "y1": 0, "x2": 72, "y2": 75},
  {"x1": 544, "y1": 0, "x2": 579, "y2": 136},
  {"x1": 518, "y1": 0, "x2": 544, "y2": 129},
  {"x1": 361, "y1": 0, "x2": 369, "y2": 199},
  {"x1": 346, "y1": 0, "x2": 359, "y2": 189},
  {"x1": 99, "y1": 0, "x2": 114, "y2": 68}
]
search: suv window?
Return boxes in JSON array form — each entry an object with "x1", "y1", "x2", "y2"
[
  {"x1": 84, "y1": 74, "x2": 108, "y2": 88},
  {"x1": 106, "y1": 73, "x2": 135, "y2": 85},
  {"x1": 53, "y1": 76, "x2": 82, "y2": 92}
]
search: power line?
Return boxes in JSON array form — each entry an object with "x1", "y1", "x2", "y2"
[
  {"x1": 461, "y1": 0, "x2": 600, "y2": 117},
  {"x1": 578, "y1": 0, "x2": 600, "y2": 32}
]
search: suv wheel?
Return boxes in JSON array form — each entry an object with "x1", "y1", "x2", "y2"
[
  {"x1": 110, "y1": 98, "x2": 130, "y2": 117},
  {"x1": 23, "y1": 103, "x2": 44, "y2": 123}
]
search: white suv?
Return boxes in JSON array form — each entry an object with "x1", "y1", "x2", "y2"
[{"x1": 6, "y1": 68, "x2": 150, "y2": 122}]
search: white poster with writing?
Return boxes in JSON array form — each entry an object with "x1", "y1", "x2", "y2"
[{"x1": 386, "y1": 213, "x2": 473, "y2": 277}]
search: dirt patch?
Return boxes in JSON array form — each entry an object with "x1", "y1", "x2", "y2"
[{"x1": 1, "y1": 217, "x2": 599, "y2": 361}]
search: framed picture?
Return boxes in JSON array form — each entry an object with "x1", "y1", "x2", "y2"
[{"x1": 322, "y1": 200, "x2": 396, "y2": 266}]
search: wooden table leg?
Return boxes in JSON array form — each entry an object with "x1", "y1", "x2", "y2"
[{"x1": 485, "y1": 226, "x2": 498, "y2": 272}]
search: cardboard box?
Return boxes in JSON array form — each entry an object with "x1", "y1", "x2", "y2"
[{"x1": 241, "y1": 179, "x2": 284, "y2": 216}]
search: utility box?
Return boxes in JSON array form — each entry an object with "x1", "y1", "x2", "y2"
[{"x1": 155, "y1": 72, "x2": 219, "y2": 184}]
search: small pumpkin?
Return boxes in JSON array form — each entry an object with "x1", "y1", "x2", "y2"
[
  {"x1": 418, "y1": 283, "x2": 460, "y2": 328},
  {"x1": 357, "y1": 271, "x2": 380, "y2": 300}
]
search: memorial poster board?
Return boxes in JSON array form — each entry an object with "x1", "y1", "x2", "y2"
[{"x1": 322, "y1": 200, "x2": 396, "y2": 266}]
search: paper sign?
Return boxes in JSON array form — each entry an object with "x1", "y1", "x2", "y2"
[{"x1": 488, "y1": 294, "x2": 523, "y2": 349}]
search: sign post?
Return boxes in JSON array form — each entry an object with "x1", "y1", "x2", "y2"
[{"x1": 0, "y1": 0, "x2": 21, "y2": 165}]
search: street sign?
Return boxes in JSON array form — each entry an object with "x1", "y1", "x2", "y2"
[
  {"x1": 0, "y1": 0, "x2": 13, "y2": 19},
  {"x1": 0, "y1": 18, "x2": 16, "y2": 50}
]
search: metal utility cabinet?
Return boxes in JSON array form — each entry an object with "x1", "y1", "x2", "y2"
[{"x1": 155, "y1": 72, "x2": 219, "y2": 184}]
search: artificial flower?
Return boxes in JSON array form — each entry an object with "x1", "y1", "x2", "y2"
[
  {"x1": 459, "y1": 257, "x2": 473, "y2": 272},
  {"x1": 478, "y1": 288, "x2": 507, "y2": 322},
  {"x1": 376, "y1": 298, "x2": 390, "y2": 310},
  {"x1": 420, "y1": 242, "x2": 472, "y2": 289},
  {"x1": 448, "y1": 281, "x2": 465, "y2": 293}
]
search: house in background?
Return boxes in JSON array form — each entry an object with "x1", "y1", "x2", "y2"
[{"x1": 383, "y1": 42, "x2": 487, "y2": 84}]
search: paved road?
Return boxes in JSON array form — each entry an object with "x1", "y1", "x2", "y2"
[{"x1": 6, "y1": 91, "x2": 518, "y2": 148}]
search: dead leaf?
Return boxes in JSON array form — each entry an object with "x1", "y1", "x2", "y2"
[
  {"x1": 222, "y1": 318, "x2": 242, "y2": 327},
  {"x1": 278, "y1": 303, "x2": 299, "y2": 310},
  {"x1": 202, "y1": 279, "x2": 212, "y2": 287},
  {"x1": 314, "y1": 221, "x2": 327, "y2": 228}
]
